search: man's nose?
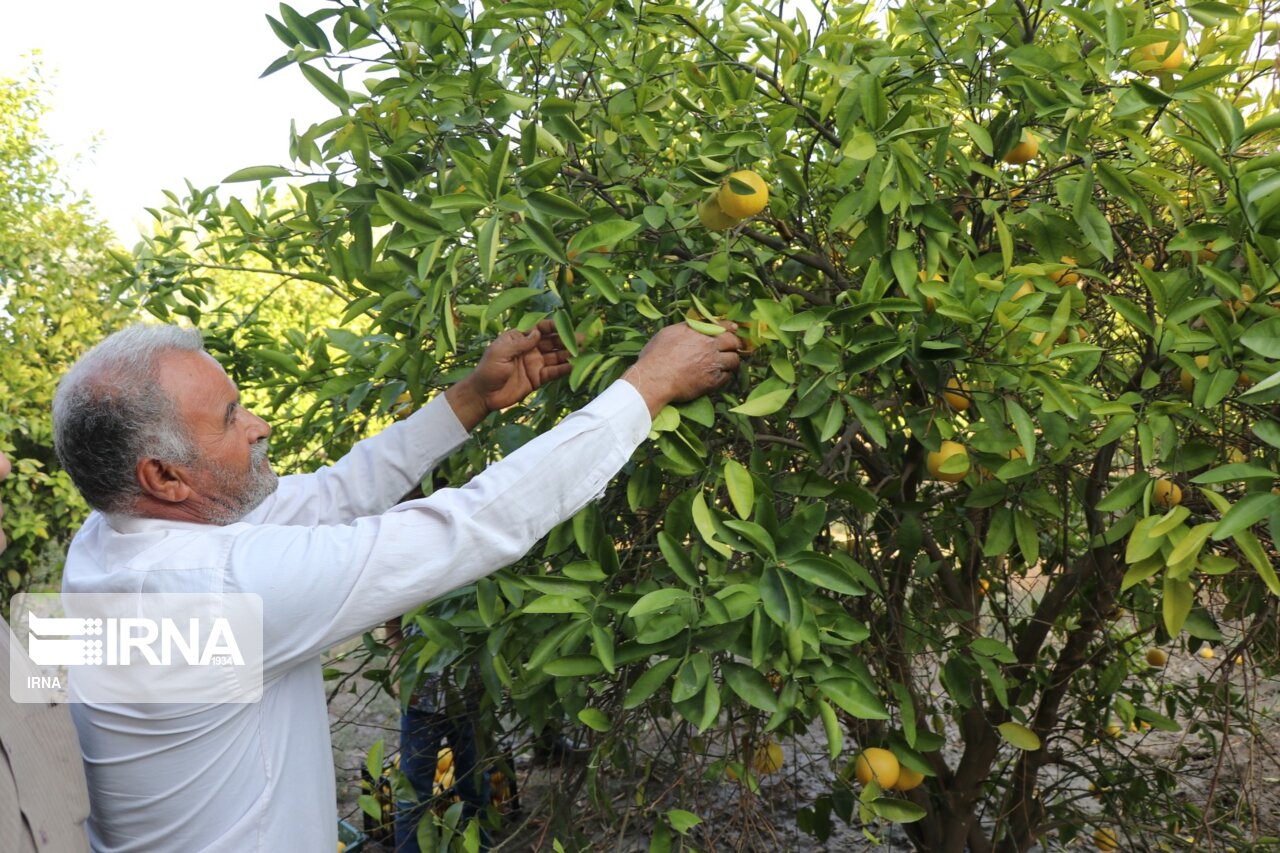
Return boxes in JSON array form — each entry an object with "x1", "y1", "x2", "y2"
[{"x1": 247, "y1": 411, "x2": 272, "y2": 442}]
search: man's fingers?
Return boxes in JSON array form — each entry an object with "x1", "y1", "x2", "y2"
[
  {"x1": 542, "y1": 362, "x2": 573, "y2": 382},
  {"x1": 715, "y1": 329, "x2": 743, "y2": 351}
]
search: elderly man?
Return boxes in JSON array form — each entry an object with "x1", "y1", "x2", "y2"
[
  {"x1": 53, "y1": 318, "x2": 741, "y2": 851},
  {"x1": 0, "y1": 450, "x2": 92, "y2": 850}
]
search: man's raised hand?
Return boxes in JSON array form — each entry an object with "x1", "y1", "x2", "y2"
[
  {"x1": 623, "y1": 323, "x2": 743, "y2": 418},
  {"x1": 446, "y1": 319, "x2": 573, "y2": 429}
]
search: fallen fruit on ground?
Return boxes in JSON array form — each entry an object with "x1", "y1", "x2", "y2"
[{"x1": 1146, "y1": 648, "x2": 1168, "y2": 667}]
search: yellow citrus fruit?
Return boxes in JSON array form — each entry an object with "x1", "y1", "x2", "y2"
[
  {"x1": 717, "y1": 170, "x2": 769, "y2": 219},
  {"x1": 1145, "y1": 648, "x2": 1168, "y2": 667},
  {"x1": 1199, "y1": 646, "x2": 1215, "y2": 660},
  {"x1": 697, "y1": 196, "x2": 740, "y2": 231},
  {"x1": 1094, "y1": 827, "x2": 1120, "y2": 851},
  {"x1": 927, "y1": 441, "x2": 970, "y2": 483},
  {"x1": 1105, "y1": 724, "x2": 1124, "y2": 739},
  {"x1": 1012, "y1": 281, "x2": 1035, "y2": 301},
  {"x1": 1136, "y1": 41, "x2": 1185, "y2": 71},
  {"x1": 752, "y1": 740, "x2": 784, "y2": 775},
  {"x1": 943, "y1": 378, "x2": 970, "y2": 411},
  {"x1": 1049, "y1": 256, "x2": 1080, "y2": 287},
  {"x1": 978, "y1": 579, "x2": 991, "y2": 596},
  {"x1": 338, "y1": 842, "x2": 347, "y2": 853},
  {"x1": 1002, "y1": 130, "x2": 1038, "y2": 165},
  {"x1": 1153, "y1": 479, "x2": 1182, "y2": 509},
  {"x1": 854, "y1": 748, "x2": 900, "y2": 789},
  {"x1": 893, "y1": 766, "x2": 926, "y2": 792},
  {"x1": 1180, "y1": 355, "x2": 1210, "y2": 395}
]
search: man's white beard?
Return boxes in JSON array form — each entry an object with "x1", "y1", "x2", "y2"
[{"x1": 206, "y1": 440, "x2": 278, "y2": 525}]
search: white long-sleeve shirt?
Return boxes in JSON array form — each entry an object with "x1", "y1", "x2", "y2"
[{"x1": 62, "y1": 380, "x2": 651, "y2": 852}]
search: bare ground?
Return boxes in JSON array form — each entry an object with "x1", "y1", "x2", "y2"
[{"x1": 327, "y1": 641, "x2": 1280, "y2": 852}]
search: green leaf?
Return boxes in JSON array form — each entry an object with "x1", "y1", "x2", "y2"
[
  {"x1": 476, "y1": 216, "x2": 500, "y2": 281},
  {"x1": 1075, "y1": 202, "x2": 1115, "y2": 261},
  {"x1": 299, "y1": 64, "x2": 349, "y2": 109},
  {"x1": 657, "y1": 531, "x2": 699, "y2": 586},
  {"x1": 1163, "y1": 576, "x2": 1194, "y2": 636},
  {"x1": 723, "y1": 459, "x2": 754, "y2": 520},
  {"x1": 997, "y1": 722, "x2": 1041, "y2": 751},
  {"x1": 526, "y1": 191, "x2": 589, "y2": 220},
  {"x1": 817, "y1": 699, "x2": 843, "y2": 759},
  {"x1": 1097, "y1": 472, "x2": 1152, "y2": 512},
  {"x1": 720, "y1": 661, "x2": 778, "y2": 712},
  {"x1": 628, "y1": 588, "x2": 693, "y2": 618},
  {"x1": 783, "y1": 554, "x2": 865, "y2": 597},
  {"x1": 567, "y1": 220, "x2": 644, "y2": 254},
  {"x1": 578, "y1": 708, "x2": 610, "y2": 732},
  {"x1": 1251, "y1": 420, "x2": 1280, "y2": 450},
  {"x1": 543, "y1": 655, "x2": 604, "y2": 676},
  {"x1": 377, "y1": 190, "x2": 440, "y2": 233},
  {"x1": 730, "y1": 387, "x2": 794, "y2": 417},
  {"x1": 1211, "y1": 493, "x2": 1280, "y2": 540},
  {"x1": 223, "y1": 165, "x2": 292, "y2": 182},
  {"x1": 1234, "y1": 530, "x2": 1280, "y2": 595},
  {"x1": 623, "y1": 657, "x2": 682, "y2": 709},
  {"x1": 869, "y1": 798, "x2": 927, "y2": 824},
  {"x1": 691, "y1": 491, "x2": 732, "y2": 557},
  {"x1": 523, "y1": 595, "x2": 589, "y2": 615},
  {"x1": 816, "y1": 677, "x2": 889, "y2": 719},
  {"x1": 1240, "y1": 318, "x2": 1280, "y2": 358},
  {"x1": 1166, "y1": 522, "x2": 1216, "y2": 572},
  {"x1": 1191, "y1": 463, "x2": 1278, "y2": 484},
  {"x1": 358, "y1": 794, "x2": 381, "y2": 821},
  {"x1": 365, "y1": 738, "x2": 385, "y2": 782},
  {"x1": 665, "y1": 809, "x2": 701, "y2": 834},
  {"x1": 279, "y1": 3, "x2": 330, "y2": 50}
]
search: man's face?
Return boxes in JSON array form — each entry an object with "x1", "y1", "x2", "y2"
[
  {"x1": 157, "y1": 351, "x2": 277, "y2": 524},
  {"x1": 0, "y1": 450, "x2": 10, "y2": 553}
]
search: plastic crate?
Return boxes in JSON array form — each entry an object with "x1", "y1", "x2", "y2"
[{"x1": 338, "y1": 817, "x2": 368, "y2": 852}]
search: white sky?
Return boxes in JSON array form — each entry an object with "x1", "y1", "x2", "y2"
[{"x1": 0, "y1": 0, "x2": 332, "y2": 246}]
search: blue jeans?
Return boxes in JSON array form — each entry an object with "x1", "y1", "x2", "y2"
[{"x1": 394, "y1": 704, "x2": 490, "y2": 852}]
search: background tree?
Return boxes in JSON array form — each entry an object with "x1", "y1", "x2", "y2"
[
  {"x1": 120, "y1": 1, "x2": 1280, "y2": 850},
  {"x1": 0, "y1": 62, "x2": 130, "y2": 597}
]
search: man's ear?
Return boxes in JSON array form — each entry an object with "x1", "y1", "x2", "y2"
[{"x1": 136, "y1": 458, "x2": 193, "y2": 504}]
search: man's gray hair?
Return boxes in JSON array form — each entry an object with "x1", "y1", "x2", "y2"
[{"x1": 53, "y1": 324, "x2": 206, "y2": 514}]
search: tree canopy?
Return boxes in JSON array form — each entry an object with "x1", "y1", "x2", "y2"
[{"x1": 119, "y1": 1, "x2": 1280, "y2": 849}]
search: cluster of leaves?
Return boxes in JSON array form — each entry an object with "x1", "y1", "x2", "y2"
[
  {"x1": 117, "y1": 0, "x2": 1280, "y2": 850},
  {"x1": 0, "y1": 63, "x2": 131, "y2": 599}
]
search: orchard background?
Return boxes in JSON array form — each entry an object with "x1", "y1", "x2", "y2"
[{"x1": 7, "y1": 0, "x2": 1280, "y2": 850}]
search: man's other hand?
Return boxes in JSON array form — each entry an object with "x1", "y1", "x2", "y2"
[
  {"x1": 623, "y1": 323, "x2": 743, "y2": 417},
  {"x1": 446, "y1": 320, "x2": 573, "y2": 429}
]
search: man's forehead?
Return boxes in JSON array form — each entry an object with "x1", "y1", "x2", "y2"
[{"x1": 157, "y1": 351, "x2": 236, "y2": 407}]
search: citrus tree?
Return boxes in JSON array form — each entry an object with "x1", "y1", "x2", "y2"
[{"x1": 118, "y1": 0, "x2": 1280, "y2": 849}]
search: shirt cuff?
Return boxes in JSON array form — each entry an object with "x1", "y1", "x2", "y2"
[
  {"x1": 402, "y1": 393, "x2": 471, "y2": 458},
  {"x1": 585, "y1": 380, "x2": 653, "y2": 449}
]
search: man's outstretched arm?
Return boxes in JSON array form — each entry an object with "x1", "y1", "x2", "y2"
[
  {"x1": 246, "y1": 319, "x2": 575, "y2": 527},
  {"x1": 232, "y1": 322, "x2": 743, "y2": 671}
]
